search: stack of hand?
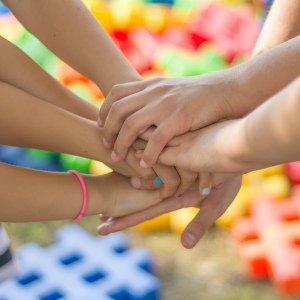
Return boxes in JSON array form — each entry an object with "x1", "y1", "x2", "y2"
[{"x1": 96, "y1": 73, "x2": 300, "y2": 249}]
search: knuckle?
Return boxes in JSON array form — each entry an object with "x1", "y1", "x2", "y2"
[
  {"x1": 152, "y1": 130, "x2": 166, "y2": 145},
  {"x1": 174, "y1": 105, "x2": 188, "y2": 119},
  {"x1": 141, "y1": 170, "x2": 156, "y2": 181},
  {"x1": 150, "y1": 77, "x2": 164, "y2": 84},
  {"x1": 110, "y1": 101, "x2": 123, "y2": 117},
  {"x1": 111, "y1": 84, "x2": 123, "y2": 96},
  {"x1": 167, "y1": 175, "x2": 181, "y2": 189},
  {"x1": 123, "y1": 116, "x2": 136, "y2": 130},
  {"x1": 190, "y1": 220, "x2": 206, "y2": 235},
  {"x1": 161, "y1": 94, "x2": 175, "y2": 105},
  {"x1": 154, "y1": 84, "x2": 169, "y2": 93},
  {"x1": 183, "y1": 173, "x2": 198, "y2": 183}
]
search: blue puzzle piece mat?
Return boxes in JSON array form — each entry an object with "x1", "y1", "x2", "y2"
[{"x1": 0, "y1": 225, "x2": 161, "y2": 300}]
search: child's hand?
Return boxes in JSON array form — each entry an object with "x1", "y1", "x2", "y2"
[
  {"x1": 88, "y1": 172, "x2": 162, "y2": 218},
  {"x1": 98, "y1": 176, "x2": 242, "y2": 249},
  {"x1": 98, "y1": 73, "x2": 247, "y2": 169},
  {"x1": 131, "y1": 138, "x2": 197, "y2": 198}
]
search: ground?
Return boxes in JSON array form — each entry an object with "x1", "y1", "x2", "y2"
[{"x1": 3, "y1": 216, "x2": 300, "y2": 300}]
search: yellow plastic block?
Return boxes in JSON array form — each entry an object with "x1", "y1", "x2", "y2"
[
  {"x1": 260, "y1": 174, "x2": 291, "y2": 199},
  {"x1": 143, "y1": 5, "x2": 169, "y2": 33},
  {"x1": 89, "y1": 161, "x2": 112, "y2": 175},
  {"x1": 110, "y1": 1, "x2": 133, "y2": 31},
  {"x1": 136, "y1": 214, "x2": 171, "y2": 231},
  {"x1": 170, "y1": 207, "x2": 199, "y2": 234},
  {"x1": 91, "y1": 2, "x2": 114, "y2": 34},
  {"x1": 215, "y1": 185, "x2": 253, "y2": 227},
  {"x1": 243, "y1": 165, "x2": 286, "y2": 185},
  {"x1": 215, "y1": 201, "x2": 247, "y2": 228}
]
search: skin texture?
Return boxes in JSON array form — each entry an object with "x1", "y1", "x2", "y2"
[
  {"x1": 99, "y1": 36, "x2": 300, "y2": 170},
  {"x1": 0, "y1": 163, "x2": 162, "y2": 222},
  {"x1": 0, "y1": 0, "x2": 187, "y2": 197},
  {"x1": 98, "y1": 75, "x2": 300, "y2": 247},
  {"x1": 252, "y1": 0, "x2": 300, "y2": 57},
  {"x1": 99, "y1": 0, "x2": 300, "y2": 249}
]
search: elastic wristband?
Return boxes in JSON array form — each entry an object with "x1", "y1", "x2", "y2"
[{"x1": 67, "y1": 170, "x2": 88, "y2": 221}]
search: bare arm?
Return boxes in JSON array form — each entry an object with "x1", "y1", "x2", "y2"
[
  {"x1": 252, "y1": 0, "x2": 300, "y2": 57},
  {"x1": 2, "y1": 0, "x2": 142, "y2": 96},
  {"x1": 0, "y1": 36, "x2": 98, "y2": 121},
  {"x1": 0, "y1": 81, "x2": 143, "y2": 178},
  {"x1": 0, "y1": 162, "x2": 162, "y2": 223}
]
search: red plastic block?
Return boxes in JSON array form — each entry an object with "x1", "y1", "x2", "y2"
[
  {"x1": 112, "y1": 28, "x2": 161, "y2": 74},
  {"x1": 286, "y1": 162, "x2": 300, "y2": 185},
  {"x1": 191, "y1": 4, "x2": 260, "y2": 61},
  {"x1": 162, "y1": 27, "x2": 197, "y2": 51}
]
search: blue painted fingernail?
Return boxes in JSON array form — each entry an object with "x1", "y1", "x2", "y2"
[{"x1": 154, "y1": 177, "x2": 163, "y2": 185}]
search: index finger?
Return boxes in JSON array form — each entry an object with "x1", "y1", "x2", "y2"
[{"x1": 98, "y1": 81, "x2": 146, "y2": 127}]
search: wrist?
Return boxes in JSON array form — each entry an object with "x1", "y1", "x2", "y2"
[
  {"x1": 223, "y1": 64, "x2": 267, "y2": 118},
  {"x1": 81, "y1": 174, "x2": 108, "y2": 217}
]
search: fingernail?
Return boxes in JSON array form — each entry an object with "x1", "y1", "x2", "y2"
[
  {"x1": 103, "y1": 138, "x2": 109, "y2": 148},
  {"x1": 106, "y1": 217, "x2": 113, "y2": 223},
  {"x1": 140, "y1": 159, "x2": 148, "y2": 169},
  {"x1": 178, "y1": 194, "x2": 184, "y2": 198},
  {"x1": 202, "y1": 187, "x2": 210, "y2": 195},
  {"x1": 136, "y1": 150, "x2": 143, "y2": 154},
  {"x1": 216, "y1": 183, "x2": 223, "y2": 188},
  {"x1": 184, "y1": 233, "x2": 196, "y2": 247},
  {"x1": 154, "y1": 177, "x2": 164, "y2": 185},
  {"x1": 97, "y1": 117, "x2": 104, "y2": 127},
  {"x1": 132, "y1": 177, "x2": 141, "y2": 188},
  {"x1": 111, "y1": 151, "x2": 117, "y2": 161},
  {"x1": 97, "y1": 223, "x2": 105, "y2": 231}
]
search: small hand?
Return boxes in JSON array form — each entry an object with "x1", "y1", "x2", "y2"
[
  {"x1": 131, "y1": 137, "x2": 197, "y2": 198},
  {"x1": 98, "y1": 176, "x2": 242, "y2": 249},
  {"x1": 96, "y1": 172, "x2": 162, "y2": 218},
  {"x1": 98, "y1": 73, "x2": 241, "y2": 169}
]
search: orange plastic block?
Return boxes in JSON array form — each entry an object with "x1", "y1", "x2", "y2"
[
  {"x1": 249, "y1": 196, "x2": 299, "y2": 224},
  {"x1": 261, "y1": 221, "x2": 300, "y2": 296},
  {"x1": 232, "y1": 188, "x2": 300, "y2": 296},
  {"x1": 232, "y1": 217, "x2": 267, "y2": 279}
]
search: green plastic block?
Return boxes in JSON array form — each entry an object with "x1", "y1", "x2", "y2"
[
  {"x1": 60, "y1": 154, "x2": 92, "y2": 173},
  {"x1": 24, "y1": 149, "x2": 59, "y2": 162}
]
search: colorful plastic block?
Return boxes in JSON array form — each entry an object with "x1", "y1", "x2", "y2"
[
  {"x1": 0, "y1": 146, "x2": 62, "y2": 172},
  {"x1": 231, "y1": 189, "x2": 300, "y2": 296},
  {"x1": 0, "y1": 225, "x2": 161, "y2": 300},
  {"x1": 286, "y1": 162, "x2": 300, "y2": 185},
  {"x1": 0, "y1": 1, "x2": 10, "y2": 14}
]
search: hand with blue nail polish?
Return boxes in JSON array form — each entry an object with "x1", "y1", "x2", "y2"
[{"x1": 154, "y1": 177, "x2": 163, "y2": 185}]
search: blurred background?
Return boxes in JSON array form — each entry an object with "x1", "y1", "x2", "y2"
[{"x1": 2, "y1": 0, "x2": 300, "y2": 299}]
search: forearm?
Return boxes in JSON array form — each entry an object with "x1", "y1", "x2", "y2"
[
  {"x1": 0, "y1": 36, "x2": 98, "y2": 121},
  {"x1": 0, "y1": 81, "x2": 134, "y2": 174},
  {"x1": 0, "y1": 161, "x2": 107, "y2": 222},
  {"x1": 252, "y1": 0, "x2": 300, "y2": 57},
  {"x1": 3, "y1": 0, "x2": 142, "y2": 96},
  {"x1": 233, "y1": 76, "x2": 300, "y2": 168},
  {"x1": 227, "y1": 36, "x2": 300, "y2": 116}
]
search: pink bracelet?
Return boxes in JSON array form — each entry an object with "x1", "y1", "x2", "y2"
[{"x1": 67, "y1": 170, "x2": 88, "y2": 221}]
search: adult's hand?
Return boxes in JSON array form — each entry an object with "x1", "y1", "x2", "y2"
[{"x1": 98, "y1": 72, "x2": 245, "y2": 168}]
